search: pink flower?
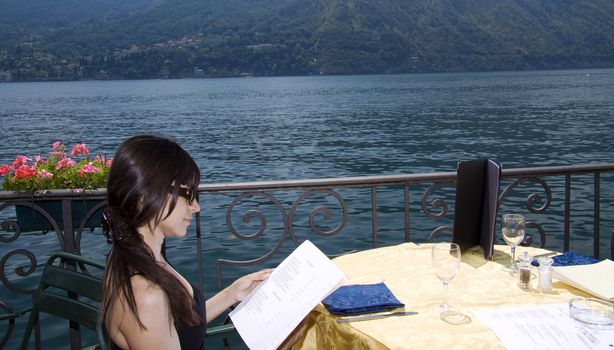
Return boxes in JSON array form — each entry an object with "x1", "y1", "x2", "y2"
[
  {"x1": 14, "y1": 165, "x2": 37, "y2": 180},
  {"x1": 55, "y1": 157, "x2": 76, "y2": 170},
  {"x1": 12, "y1": 155, "x2": 31, "y2": 168},
  {"x1": 34, "y1": 155, "x2": 46, "y2": 164},
  {"x1": 95, "y1": 155, "x2": 113, "y2": 167},
  {"x1": 0, "y1": 165, "x2": 14, "y2": 175},
  {"x1": 2, "y1": 140, "x2": 111, "y2": 190},
  {"x1": 51, "y1": 141, "x2": 62, "y2": 152},
  {"x1": 51, "y1": 151, "x2": 65, "y2": 160},
  {"x1": 71, "y1": 144, "x2": 89, "y2": 157},
  {"x1": 79, "y1": 162, "x2": 100, "y2": 176},
  {"x1": 38, "y1": 169, "x2": 54, "y2": 179}
]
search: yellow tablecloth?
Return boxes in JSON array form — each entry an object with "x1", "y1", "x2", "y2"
[{"x1": 293, "y1": 243, "x2": 591, "y2": 350}]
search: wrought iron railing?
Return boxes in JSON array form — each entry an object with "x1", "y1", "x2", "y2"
[{"x1": 1, "y1": 163, "x2": 613, "y2": 348}]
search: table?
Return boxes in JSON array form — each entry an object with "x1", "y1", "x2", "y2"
[{"x1": 292, "y1": 243, "x2": 592, "y2": 350}]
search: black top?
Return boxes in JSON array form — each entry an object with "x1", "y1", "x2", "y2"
[
  {"x1": 179, "y1": 284, "x2": 206, "y2": 350},
  {"x1": 110, "y1": 283, "x2": 206, "y2": 350}
]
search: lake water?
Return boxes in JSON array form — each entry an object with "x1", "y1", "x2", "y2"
[
  {"x1": 1, "y1": 68, "x2": 614, "y2": 348},
  {"x1": 1, "y1": 69, "x2": 613, "y2": 180}
]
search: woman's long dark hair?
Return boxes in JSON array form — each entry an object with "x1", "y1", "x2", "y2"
[{"x1": 101, "y1": 134, "x2": 201, "y2": 330}]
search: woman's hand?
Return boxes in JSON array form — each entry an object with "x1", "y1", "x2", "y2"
[
  {"x1": 206, "y1": 268, "x2": 273, "y2": 322},
  {"x1": 229, "y1": 269, "x2": 273, "y2": 303}
]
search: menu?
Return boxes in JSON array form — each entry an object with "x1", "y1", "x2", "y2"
[
  {"x1": 552, "y1": 259, "x2": 614, "y2": 301},
  {"x1": 474, "y1": 303, "x2": 614, "y2": 350},
  {"x1": 452, "y1": 158, "x2": 501, "y2": 259},
  {"x1": 229, "y1": 240, "x2": 346, "y2": 350}
]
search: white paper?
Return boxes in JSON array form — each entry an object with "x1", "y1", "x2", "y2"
[
  {"x1": 229, "y1": 240, "x2": 346, "y2": 350},
  {"x1": 474, "y1": 303, "x2": 614, "y2": 350},
  {"x1": 552, "y1": 259, "x2": 614, "y2": 301}
]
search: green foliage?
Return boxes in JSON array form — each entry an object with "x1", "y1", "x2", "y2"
[
  {"x1": 2, "y1": 159, "x2": 109, "y2": 191},
  {"x1": 0, "y1": 142, "x2": 111, "y2": 191},
  {"x1": 1, "y1": 0, "x2": 613, "y2": 81}
]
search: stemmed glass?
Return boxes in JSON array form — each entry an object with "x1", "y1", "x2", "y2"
[
  {"x1": 501, "y1": 214, "x2": 526, "y2": 271},
  {"x1": 431, "y1": 242, "x2": 461, "y2": 318}
]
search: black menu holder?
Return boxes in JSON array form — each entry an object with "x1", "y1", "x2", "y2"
[{"x1": 452, "y1": 159, "x2": 502, "y2": 260}]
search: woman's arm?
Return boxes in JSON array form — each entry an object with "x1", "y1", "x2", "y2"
[{"x1": 205, "y1": 269, "x2": 272, "y2": 322}]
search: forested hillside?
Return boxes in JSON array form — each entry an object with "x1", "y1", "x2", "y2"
[{"x1": 1, "y1": 0, "x2": 613, "y2": 81}]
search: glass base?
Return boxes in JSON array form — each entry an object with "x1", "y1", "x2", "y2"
[
  {"x1": 440, "y1": 308, "x2": 472, "y2": 325},
  {"x1": 435, "y1": 304, "x2": 472, "y2": 325},
  {"x1": 502, "y1": 263, "x2": 519, "y2": 274}
]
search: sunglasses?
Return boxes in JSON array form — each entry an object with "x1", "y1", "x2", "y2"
[{"x1": 172, "y1": 186, "x2": 198, "y2": 203}]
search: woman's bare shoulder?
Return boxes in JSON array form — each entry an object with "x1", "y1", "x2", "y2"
[
  {"x1": 108, "y1": 275, "x2": 169, "y2": 330},
  {"x1": 129, "y1": 275, "x2": 167, "y2": 306},
  {"x1": 110, "y1": 275, "x2": 179, "y2": 349}
]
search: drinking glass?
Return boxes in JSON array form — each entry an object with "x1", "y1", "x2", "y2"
[
  {"x1": 431, "y1": 242, "x2": 461, "y2": 315},
  {"x1": 501, "y1": 214, "x2": 526, "y2": 271}
]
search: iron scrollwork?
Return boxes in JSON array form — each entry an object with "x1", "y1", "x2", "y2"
[
  {"x1": 74, "y1": 200, "x2": 108, "y2": 254},
  {"x1": 0, "y1": 301, "x2": 17, "y2": 349},
  {"x1": 499, "y1": 176, "x2": 552, "y2": 247},
  {"x1": 0, "y1": 251, "x2": 41, "y2": 347},
  {"x1": 0, "y1": 201, "x2": 64, "y2": 245},
  {"x1": 218, "y1": 191, "x2": 288, "y2": 289},
  {"x1": 0, "y1": 248, "x2": 38, "y2": 295},
  {"x1": 217, "y1": 188, "x2": 349, "y2": 289},
  {"x1": 0, "y1": 200, "x2": 66, "y2": 295},
  {"x1": 421, "y1": 181, "x2": 455, "y2": 220},
  {"x1": 499, "y1": 176, "x2": 552, "y2": 214},
  {"x1": 226, "y1": 191, "x2": 288, "y2": 241},
  {"x1": 287, "y1": 189, "x2": 348, "y2": 244}
]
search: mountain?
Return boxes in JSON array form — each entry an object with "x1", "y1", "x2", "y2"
[
  {"x1": 0, "y1": 0, "x2": 157, "y2": 27},
  {"x1": 1, "y1": 0, "x2": 613, "y2": 81}
]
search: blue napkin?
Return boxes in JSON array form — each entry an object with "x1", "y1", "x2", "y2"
[
  {"x1": 531, "y1": 251, "x2": 598, "y2": 267},
  {"x1": 322, "y1": 282, "x2": 405, "y2": 316},
  {"x1": 551, "y1": 251, "x2": 598, "y2": 266}
]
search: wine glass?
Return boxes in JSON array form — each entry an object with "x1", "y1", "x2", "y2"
[
  {"x1": 431, "y1": 242, "x2": 461, "y2": 316},
  {"x1": 501, "y1": 214, "x2": 526, "y2": 271}
]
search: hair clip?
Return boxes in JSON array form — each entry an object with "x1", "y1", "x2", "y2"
[{"x1": 101, "y1": 207, "x2": 123, "y2": 244}]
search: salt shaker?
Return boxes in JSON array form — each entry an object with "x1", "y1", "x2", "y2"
[
  {"x1": 537, "y1": 256, "x2": 553, "y2": 292},
  {"x1": 517, "y1": 251, "x2": 533, "y2": 289}
]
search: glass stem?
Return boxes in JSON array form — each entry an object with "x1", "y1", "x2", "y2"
[
  {"x1": 442, "y1": 281, "x2": 449, "y2": 310},
  {"x1": 510, "y1": 245, "x2": 517, "y2": 267}
]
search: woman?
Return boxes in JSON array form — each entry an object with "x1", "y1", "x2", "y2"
[{"x1": 100, "y1": 134, "x2": 271, "y2": 349}]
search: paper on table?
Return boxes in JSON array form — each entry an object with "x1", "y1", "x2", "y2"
[
  {"x1": 474, "y1": 303, "x2": 614, "y2": 350},
  {"x1": 552, "y1": 259, "x2": 614, "y2": 301},
  {"x1": 229, "y1": 240, "x2": 346, "y2": 350}
]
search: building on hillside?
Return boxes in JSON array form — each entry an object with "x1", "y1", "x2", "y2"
[
  {"x1": 194, "y1": 67, "x2": 205, "y2": 78},
  {"x1": 246, "y1": 43, "x2": 274, "y2": 50},
  {"x1": 0, "y1": 71, "x2": 12, "y2": 82}
]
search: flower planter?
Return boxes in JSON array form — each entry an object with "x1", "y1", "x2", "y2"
[{"x1": 14, "y1": 199, "x2": 103, "y2": 232}]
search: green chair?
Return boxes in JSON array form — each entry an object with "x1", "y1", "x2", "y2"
[
  {"x1": 95, "y1": 312, "x2": 110, "y2": 350},
  {"x1": 19, "y1": 252, "x2": 105, "y2": 350}
]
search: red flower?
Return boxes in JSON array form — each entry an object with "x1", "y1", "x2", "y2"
[
  {"x1": 55, "y1": 157, "x2": 76, "y2": 170},
  {"x1": 71, "y1": 144, "x2": 89, "y2": 157},
  {"x1": 79, "y1": 162, "x2": 100, "y2": 176},
  {"x1": 0, "y1": 165, "x2": 14, "y2": 175},
  {"x1": 38, "y1": 169, "x2": 54, "y2": 179},
  {"x1": 12, "y1": 155, "x2": 30, "y2": 168},
  {"x1": 51, "y1": 141, "x2": 62, "y2": 152},
  {"x1": 1, "y1": 140, "x2": 111, "y2": 191},
  {"x1": 14, "y1": 165, "x2": 37, "y2": 180},
  {"x1": 95, "y1": 155, "x2": 113, "y2": 167}
]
